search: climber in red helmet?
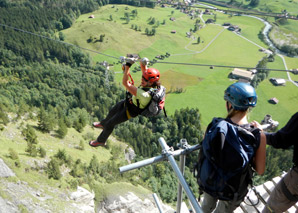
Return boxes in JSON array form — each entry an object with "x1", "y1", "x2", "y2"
[{"x1": 89, "y1": 57, "x2": 161, "y2": 147}]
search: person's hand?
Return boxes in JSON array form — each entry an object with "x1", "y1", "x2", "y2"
[
  {"x1": 125, "y1": 57, "x2": 136, "y2": 67},
  {"x1": 251, "y1": 120, "x2": 263, "y2": 130},
  {"x1": 141, "y1": 57, "x2": 149, "y2": 66}
]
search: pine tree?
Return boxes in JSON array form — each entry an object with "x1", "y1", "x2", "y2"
[
  {"x1": 22, "y1": 124, "x2": 39, "y2": 157},
  {"x1": 25, "y1": 142, "x2": 38, "y2": 157},
  {"x1": 38, "y1": 107, "x2": 55, "y2": 133},
  {"x1": 57, "y1": 118, "x2": 67, "y2": 139},
  {"x1": 47, "y1": 158, "x2": 62, "y2": 180},
  {"x1": 39, "y1": 147, "x2": 47, "y2": 158}
]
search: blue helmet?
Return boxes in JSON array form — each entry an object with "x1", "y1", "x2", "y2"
[{"x1": 224, "y1": 82, "x2": 257, "y2": 111}]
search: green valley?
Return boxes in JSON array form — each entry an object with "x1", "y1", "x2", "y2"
[{"x1": 63, "y1": 3, "x2": 298, "y2": 128}]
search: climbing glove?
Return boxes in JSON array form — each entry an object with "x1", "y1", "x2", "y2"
[
  {"x1": 125, "y1": 57, "x2": 136, "y2": 67},
  {"x1": 141, "y1": 57, "x2": 149, "y2": 66}
]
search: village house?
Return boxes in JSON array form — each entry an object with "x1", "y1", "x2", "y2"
[
  {"x1": 269, "y1": 97, "x2": 279, "y2": 104},
  {"x1": 223, "y1": 23, "x2": 231, "y2": 27},
  {"x1": 205, "y1": 19, "x2": 215, "y2": 24},
  {"x1": 292, "y1": 68, "x2": 298, "y2": 75},
  {"x1": 99, "y1": 61, "x2": 110, "y2": 70},
  {"x1": 270, "y1": 78, "x2": 286, "y2": 86},
  {"x1": 228, "y1": 25, "x2": 241, "y2": 33},
  {"x1": 203, "y1": 9, "x2": 212, "y2": 15},
  {"x1": 88, "y1": 15, "x2": 95, "y2": 18},
  {"x1": 229, "y1": 68, "x2": 256, "y2": 82}
]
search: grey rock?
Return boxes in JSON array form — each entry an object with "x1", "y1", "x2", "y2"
[{"x1": 0, "y1": 158, "x2": 15, "y2": 177}]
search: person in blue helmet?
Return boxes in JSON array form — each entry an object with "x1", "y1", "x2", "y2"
[{"x1": 200, "y1": 82, "x2": 266, "y2": 213}]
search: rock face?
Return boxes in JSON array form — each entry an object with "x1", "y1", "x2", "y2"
[
  {"x1": 0, "y1": 158, "x2": 15, "y2": 177},
  {"x1": 0, "y1": 158, "x2": 186, "y2": 213},
  {"x1": 124, "y1": 147, "x2": 136, "y2": 163},
  {"x1": 98, "y1": 192, "x2": 174, "y2": 213},
  {"x1": 70, "y1": 186, "x2": 95, "y2": 213}
]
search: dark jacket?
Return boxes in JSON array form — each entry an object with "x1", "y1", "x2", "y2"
[{"x1": 265, "y1": 112, "x2": 298, "y2": 166}]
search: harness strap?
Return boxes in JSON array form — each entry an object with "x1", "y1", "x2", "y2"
[
  {"x1": 128, "y1": 73, "x2": 134, "y2": 85},
  {"x1": 126, "y1": 109, "x2": 132, "y2": 119},
  {"x1": 281, "y1": 177, "x2": 298, "y2": 202},
  {"x1": 163, "y1": 106, "x2": 167, "y2": 118}
]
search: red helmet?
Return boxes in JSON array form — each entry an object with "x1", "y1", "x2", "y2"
[{"x1": 143, "y1": 68, "x2": 160, "y2": 83}]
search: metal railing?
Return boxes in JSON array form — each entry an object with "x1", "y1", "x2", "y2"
[{"x1": 119, "y1": 137, "x2": 202, "y2": 213}]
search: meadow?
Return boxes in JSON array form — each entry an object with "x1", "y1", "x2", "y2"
[{"x1": 63, "y1": 4, "x2": 298, "y2": 128}]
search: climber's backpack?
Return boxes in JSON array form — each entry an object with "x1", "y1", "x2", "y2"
[
  {"x1": 195, "y1": 117, "x2": 260, "y2": 201},
  {"x1": 139, "y1": 85, "x2": 166, "y2": 117}
]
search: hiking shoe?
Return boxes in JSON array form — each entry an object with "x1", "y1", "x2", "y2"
[
  {"x1": 89, "y1": 140, "x2": 106, "y2": 147},
  {"x1": 93, "y1": 122, "x2": 103, "y2": 129}
]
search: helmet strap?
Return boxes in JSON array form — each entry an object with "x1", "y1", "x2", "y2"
[{"x1": 226, "y1": 101, "x2": 233, "y2": 113}]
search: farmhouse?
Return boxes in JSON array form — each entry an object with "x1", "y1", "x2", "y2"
[
  {"x1": 223, "y1": 23, "x2": 231, "y2": 26},
  {"x1": 89, "y1": 15, "x2": 95, "y2": 18},
  {"x1": 228, "y1": 25, "x2": 240, "y2": 31},
  {"x1": 269, "y1": 97, "x2": 279, "y2": 104},
  {"x1": 230, "y1": 68, "x2": 256, "y2": 82},
  {"x1": 205, "y1": 19, "x2": 215, "y2": 24},
  {"x1": 292, "y1": 69, "x2": 298, "y2": 74},
  {"x1": 203, "y1": 9, "x2": 212, "y2": 15},
  {"x1": 99, "y1": 61, "x2": 110, "y2": 70},
  {"x1": 270, "y1": 78, "x2": 286, "y2": 86}
]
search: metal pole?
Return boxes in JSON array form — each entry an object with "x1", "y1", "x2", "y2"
[
  {"x1": 158, "y1": 138, "x2": 203, "y2": 213},
  {"x1": 119, "y1": 154, "x2": 164, "y2": 173},
  {"x1": 188, "y1": 199, "x2": 195, "y2": 213},
  {"x1": 119, "y1": 144, "x2": 201, "y2": 173},
  {"x1": 152, "y1": 193, "x2": 164, "y2": 213},
  {"x1": 177, "y1": 139, "x2": 187, "y2": 213}
]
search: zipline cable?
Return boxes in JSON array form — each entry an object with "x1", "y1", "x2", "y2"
[
  {"x1": 0, "y1": 23, "x2": 118, "y2": 60},
  {"x1": 0, "y1": 23, "x2": 297, "y2": 73},
  {"x1": 155, "y1": 61, "x2": 296, "y2": 72}
]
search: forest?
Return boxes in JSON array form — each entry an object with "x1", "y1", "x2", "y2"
[{"x1": 0, "y1": 0, "x2": 294, "y2": 204}]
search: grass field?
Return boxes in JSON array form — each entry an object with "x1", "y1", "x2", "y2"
[{"x1": 63, "y1": 4, "x2": 298, "y2": 129}]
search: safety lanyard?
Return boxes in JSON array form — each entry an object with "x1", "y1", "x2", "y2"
[{"x1": 128, "y1": 73, "x2": 134, "y2": 85}]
